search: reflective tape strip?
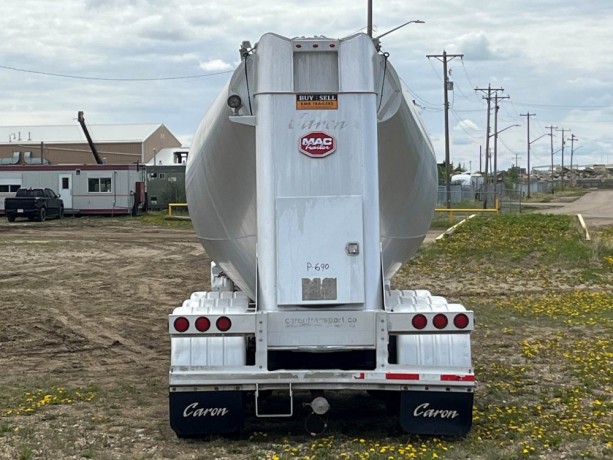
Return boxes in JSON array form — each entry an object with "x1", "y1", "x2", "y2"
[
  {"x1": 354, "y1": 372, "x2": 474, "y2": 382},
  {"x1": 441, "y1": 374, "x2": 475, "y2": 382},
  {"x1": 385, "y1": 373, "x2": 420, "y2": 380}
]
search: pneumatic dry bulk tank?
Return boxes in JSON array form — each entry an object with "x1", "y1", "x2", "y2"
[{"x1": 186, "y1": 33, "x2": 437, "y2": 300}]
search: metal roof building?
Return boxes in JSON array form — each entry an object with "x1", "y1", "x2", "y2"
[{"x1": 0, "y1": 123, "x2": 182, "y2": 165}]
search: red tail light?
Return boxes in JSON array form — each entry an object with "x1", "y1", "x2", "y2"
[
  {"x1": 174, "y1": 317, "x2": 189, "y2": 332},
  {"x1": 216, "y1": 316, "x2": 232, "y2": 332},
  {"x1": 412, "y1": 314, "x2": 427, "y2": 330},
  {"x1": 454, "y1": 313, "x2": 470, "y2": 329},
  {"x1": 433, "y1": 314, "x2": 448, "y2": 329},
  {"x1": 195, "y1": 316, "x2": 211, "y2": 332}
]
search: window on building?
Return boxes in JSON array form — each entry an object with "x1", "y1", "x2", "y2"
[
  {"x1": 0, "y1": 184, "x2": 20, "y2": 193},
  {"x1": 158, "y1": 173, "x2": 166, "y2": 179},
  {"x1": 88, "y1": 177, "x2": 112, "y2": 193}
]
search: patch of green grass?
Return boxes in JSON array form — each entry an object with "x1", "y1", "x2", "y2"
[
  {"x1": 418, "y1": 214, "x2": 592, "y2": 268},
  {"x1": 18, "y1": 445, "x2": 34, "y2": 460}
]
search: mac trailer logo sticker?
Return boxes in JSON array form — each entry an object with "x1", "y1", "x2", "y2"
[{"x1": 299, "y1": 131, "x2": 336, "y2": 158}]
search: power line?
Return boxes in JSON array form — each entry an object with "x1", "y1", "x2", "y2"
[
  {"x1": 512, "y1": 100, "x2": 612, "y2": 109},
  {"x1": 450, "y1": 109, "x2": 482, "y2": 141},
  {"x1": 459, "y1": 60, "x2": 482, "y2": 103},
  {"x1": 0, "y1": 64, "x2": 233, "y2": 81}
]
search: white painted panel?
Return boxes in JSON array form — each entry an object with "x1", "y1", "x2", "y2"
[{"x1": 276, "y1": 195, "x2": 364, "y2": 305}]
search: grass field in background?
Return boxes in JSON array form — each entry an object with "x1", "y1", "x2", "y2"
[{"x1": 0, "y1": 213, "x2": 611, "y2": 459}]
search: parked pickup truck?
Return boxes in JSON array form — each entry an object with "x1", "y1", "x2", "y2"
[{"x1": 5, "y1": 188, "x2": 64, "y2": 222}]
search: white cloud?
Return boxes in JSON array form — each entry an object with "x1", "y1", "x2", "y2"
[
  {"x1": 199, "y1": 59, "x2": 234, "y2": 72},
  {"x1": 454, "y1": 119, "x2": 479, "y2": 131},
  {"x1": 0, "y1": 0, "x2": 610, "y2": 171},
  {"x1": 451, "y1": 31, "x2": 499, "y2": 61}
]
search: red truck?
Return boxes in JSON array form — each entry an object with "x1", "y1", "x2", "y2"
[{"x1": 5, "y1": 188, "x2": 64, "y2": 222}]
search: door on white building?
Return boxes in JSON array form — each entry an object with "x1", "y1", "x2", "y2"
[{"x1": 58, "y1": 174, "x2": 73, "y2": 209}]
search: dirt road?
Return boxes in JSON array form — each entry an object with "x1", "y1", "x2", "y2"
[{"x1": 531, "y1": 189, "x2": 613, "y2": 227}]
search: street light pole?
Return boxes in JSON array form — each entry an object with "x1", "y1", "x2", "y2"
[
  {"x1": 520, "y1": 112, "x2": 535, "y2": 198},
  {"x1": 556, "y1": 128, "x2": 569, "y2": 191},
  {"x1": 546, "y1": 126, "x2": 557, "y2": 193},
  {"x1": 569, "y1": 134, "x2": 578, "y2": 172},
  {"x1": 492, "y1": 93, "x2": 510, "y2": 206}
]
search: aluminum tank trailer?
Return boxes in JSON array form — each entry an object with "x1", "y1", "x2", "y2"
[{"x1": 168, "y1": 32, "x2": 474, "y2": 437}]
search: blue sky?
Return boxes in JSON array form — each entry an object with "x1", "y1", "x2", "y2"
[{"x1": 0, "y1": 0, "x2": 611, "y2": 171}]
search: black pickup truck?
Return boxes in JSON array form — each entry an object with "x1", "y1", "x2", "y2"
[{"x1": 5, "y1": 188, "x2": 64, "y2": 222}]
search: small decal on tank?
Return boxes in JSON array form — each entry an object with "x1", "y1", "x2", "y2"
[
  {"x1": 296, "y1": 94, "x2": 338, "y2": 110},
  {"x1": 299, "y1": 132, "x2": 336, "y2": 158}
]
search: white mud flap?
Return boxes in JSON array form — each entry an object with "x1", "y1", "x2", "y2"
[
  {"x1": 169, "y1": 391, "x2": 244, "y2": 437},
  {"x1": 399, "y1": 391, "x2": 473, "y2": 437}
]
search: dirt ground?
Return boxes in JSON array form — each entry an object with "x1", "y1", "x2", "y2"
[
  {"x1": 0, "y1": 217, "x2": 408, "y2": 459},
  {"x1": 0, "y1": 199, "x2": 609, "y2": 459},
  {"x1": 0, "y1": 217, "x2": 215, "y2": 459}
]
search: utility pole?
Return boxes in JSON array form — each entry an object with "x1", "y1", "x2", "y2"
[
  {"x1": 492, "y1": 92, "x2": 509, "y2": 205},
  {"x1": 569, "y1": 134, "x2": 578, "y2": 172},
  {"x1": 546, "y1": 125, "x2": 557, "y2": 193},
  {"x1": 427, "y1": 50, "x2": 463, "y2": 209},
  {"x1": 367, "y1": 0, "x2": 373, "y2": 37},
  {"x1": 475, "y1": 85, "x2": 504, "y2": 208},
  {"x1": 520, "y1": 112, "x2": 536, "y2": 198},
  {"x1": 556, "y1": 128, "x2": 569, "y2": 190},
  {"x1": 569, "y1": 134, "x2": 578, "y2": 187}
]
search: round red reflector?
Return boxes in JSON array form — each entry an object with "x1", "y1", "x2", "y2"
[
  {"x1": 313, "y1": 44, "x2": 319, "y2": 48},
  {"x1": 174, "y1": 317, "x2": 189, "y2": 332},
  {"x1": 329, "y1": 44, "x2": 336, "y2": 48},
  {"x1": 433, "y1": 314, "x2": 448, "y2": 329},
  {"x1": 195, "y1": 316, "x2": 211, "y2": 332},
  {"x1": 216, "y1": 316, "x2": 232, "y2": 332},
  {"x1": 296, "y1": 44, "x2": 302, "y2": 48},
  {"x1": 412, "y1": 314, "x2": 427, "y2": 330},
  {"x1": 454, "y1": 313, "x2": 470, "y2": 329}
]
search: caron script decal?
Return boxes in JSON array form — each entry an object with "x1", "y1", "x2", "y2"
[
  {"x1": 299, "y1": 131, "x2": 336, "y2": 158},
  {"x1": 183, "y1": 402, "x2": 229, "y2": 418},
  {"x1": 413, "y1": 402, "x2": 459, "y2": 420}
]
